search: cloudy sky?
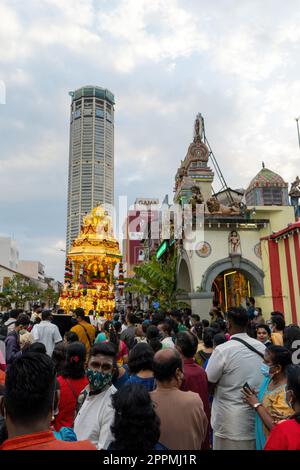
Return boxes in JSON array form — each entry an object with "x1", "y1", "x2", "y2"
[{"x1": 1, "y1": 0, "x2": 300, "y2": 281}]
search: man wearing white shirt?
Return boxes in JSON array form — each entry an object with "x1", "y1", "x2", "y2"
[
  {"x1": 31, "y1": 310, "x2": 62, "y2": 356},
  {"x1": 206, "y1": 306, "x2": 265, "y2": 450},
  {"x1": 158, "y1": 322, "x2": 175, "y2": 349},
  {"x1": 74, "y1": 342, "x2": 116, "y2": 450}
]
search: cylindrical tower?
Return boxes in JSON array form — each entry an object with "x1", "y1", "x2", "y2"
[{"x1": 66, "y1": 85, "x2": 115, "y2": 251}]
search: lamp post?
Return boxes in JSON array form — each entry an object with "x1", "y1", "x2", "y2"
[{"x1": 295, "y1": 117, "x2": 300, "y2": 150}]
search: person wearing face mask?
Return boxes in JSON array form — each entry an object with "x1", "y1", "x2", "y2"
[
  {"x1": 70, "y1": 308, "x2": 96, "y2": 357},
  {"x1": 150, "y1": 349, "x2": 207, "y2": 450},
  {"x1": 242, "y1": 345, "x2": 292, "y2": 450},
  {"x1": 157, "y1": 322, "x2": 175, "y2": 349},
  {"x1": 264, "y1": 365, "x2": 300, "y2": 450},
  {"x1": 74, "y1": 342, "x2": 116, "y2": 450},
  {"x1": 5, "y1": 314, "x2": 31, "y2": 371}
]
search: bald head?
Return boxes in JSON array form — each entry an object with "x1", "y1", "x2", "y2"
[
  {"x1": 155, "y1": 348, "x2": 179, "y2": 362},
  {"x1": 153, "y1": 348, "x2": 183, "y2": 383}
]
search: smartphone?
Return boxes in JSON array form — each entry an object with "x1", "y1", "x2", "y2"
[{"x1": 243, "y1": 382, "x2": 252, "y2": 393}]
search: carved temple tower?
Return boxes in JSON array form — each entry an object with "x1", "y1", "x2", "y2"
[{"x1": 174, "y1": 113, "x2": 214, "y2": 205}]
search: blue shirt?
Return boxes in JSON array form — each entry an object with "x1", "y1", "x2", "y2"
[
  {"x1": 113, "y1": 365, "x2": 130, "y2": 390},
  {"x1": 127, "y1": 375, "x2": 155, "y2": 392},
  {"x1": 54, "y1": 427, "x2": 77, "y2": 441}
]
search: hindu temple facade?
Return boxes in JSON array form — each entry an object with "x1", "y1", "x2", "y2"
[{"x1": 174, "y1": 114, "x2": 299, "y2": 324}]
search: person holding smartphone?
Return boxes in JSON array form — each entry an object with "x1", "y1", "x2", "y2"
[{"x1": 242, "y1": 345, "x2": 293, "y2": 449}]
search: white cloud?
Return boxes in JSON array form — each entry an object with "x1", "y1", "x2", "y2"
[
  {"x1": 19, "y1": 235, "x2": 66, "y2": 280},
  {"x1": 0, "y1": 3, "x2": 30, "y2": 62},
  {"x1": 97, "y1": 0, "x2": 209, "y2": 72},
  {"x1": 0, "y1": 132, "x2": 67, "y2": 202},
  {"x1": 43, "y1": 0, "x2": 94, "y2": 26}
]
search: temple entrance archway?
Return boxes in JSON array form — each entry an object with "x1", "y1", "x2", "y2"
[
  {"x1": 177, "y1": 256, "x2": 192, "y2": 298},
  {"x1": 201, "y1": 256, "x2": 264, "y2": 312}
]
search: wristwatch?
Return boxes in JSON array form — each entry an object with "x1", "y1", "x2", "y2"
[{"x1": 253, "y1": 402, "x2": 262, "y2": 410}]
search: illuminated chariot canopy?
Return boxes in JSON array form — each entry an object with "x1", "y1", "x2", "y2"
[{"x1": 59, "y1": 205, "x2": 121, "y2": 316}]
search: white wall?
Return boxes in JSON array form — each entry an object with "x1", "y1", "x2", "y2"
[
  {"x1": 183, "y1": 228, "x2": 263, "y2": 291},
  {"x1": 0, "y1": 237, "x2": 19, "y2": 271},
  {"x1": 18, "y1": 260, "x2": 45, "y2": 281}
]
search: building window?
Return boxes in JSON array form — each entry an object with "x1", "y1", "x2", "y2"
[
  {"x1": 262, "y1": 188, "x2": 283, "y2": 205},
  {"x1": 96, "y1": 108, "x2": 104, "y2": 118}
]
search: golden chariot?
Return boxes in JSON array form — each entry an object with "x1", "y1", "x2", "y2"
[{"x1": 59, "y1": 205, "x2": 121, "y2": 317}]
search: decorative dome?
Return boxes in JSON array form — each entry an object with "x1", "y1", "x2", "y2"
[
  {"x1": 245, "y1": 166, "x2": 289, "y2": 206},
  {"x1": 246, "y1": 168, "x2": 288, "y2": 192}
]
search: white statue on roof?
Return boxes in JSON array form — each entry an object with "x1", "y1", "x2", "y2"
[{"x1": 194, "y1": 113, "x2": 204, "y2": 142}]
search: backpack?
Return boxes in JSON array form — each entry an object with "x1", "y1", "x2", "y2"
[
  {"x1": 0, "y1": 319, "x2": 16, "y2": 340},
  {"x1": 0, "y1": 322, "x2": 8, "y2": 340}
]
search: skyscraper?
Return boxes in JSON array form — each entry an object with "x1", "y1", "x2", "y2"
[{"x1": 66, "y1": 86, "x2": 115, "y2": 250}]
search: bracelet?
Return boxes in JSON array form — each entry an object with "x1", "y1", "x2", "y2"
[{"x1": 253, "y1": 402, "x2": 262, "y2": 410}]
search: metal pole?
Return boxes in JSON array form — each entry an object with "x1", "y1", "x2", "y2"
[{"x1": 296, "y1": 117, "x2": 300, "y2": 150}]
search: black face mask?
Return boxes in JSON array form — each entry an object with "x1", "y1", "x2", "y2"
[{"x1": 71, "y1": 318, "x2": 78, "y2": 326}]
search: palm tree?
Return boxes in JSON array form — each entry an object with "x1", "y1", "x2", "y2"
[{"x1": 125, "y1": 254, "x2": 188, "y2": 310}]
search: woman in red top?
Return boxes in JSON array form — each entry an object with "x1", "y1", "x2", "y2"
[
  {"x1": 54, "y1": 341, "x2": 88, "y2": 431},
  {"x1": 264, "y1": 365, "x2": 300, "y2": 450}
]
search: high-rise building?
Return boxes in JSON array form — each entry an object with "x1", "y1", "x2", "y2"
[
  {"x1": 0, "y1": 237, "x2": 19, "y2": 270},
  {"x1": 66, "y1": 85, "x2": 115, "y2": 250}
]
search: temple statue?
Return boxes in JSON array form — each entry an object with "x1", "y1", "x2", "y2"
[
  {"x1": 289, "y1": 176, "x2": 300, "y2": 197},
  {"x1": 189, "y1": 186, "x2": 204, "y2": 217},
  {"x1": 206, "y1": 197, "x2": 242, "y2": 216},
  {"x1": 229, "y1": 230, "x2": 241, "y2": 254},
  {"x1": 194, "y1": 113, "x2": 204, "y2": 142}
]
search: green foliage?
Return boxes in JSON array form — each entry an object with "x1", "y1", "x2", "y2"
[
  {"x1": 40, "y1": 287, "x2": 59, "y2": 307},
  {"x1": 2, "y1": 274, "x2": 42, "y2": 308},
  {"x1": 125, "y1": 255, "x2": 188, "y2": 310},
  {"x1": 1, "y1": 274, "x2": 59, "y2": 309}
]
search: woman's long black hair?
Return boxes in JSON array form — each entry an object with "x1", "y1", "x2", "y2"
[
  {"x1": 61, "y1": 341, "x2": 86, "y2": 379},
  {"x1": 110, "y1": 382, "x2": 160, "y2": 450},
  {"x1": 286, "y1": 365, "x2": 300, "y2": 424}
]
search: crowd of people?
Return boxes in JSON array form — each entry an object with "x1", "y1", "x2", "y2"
[{"x1": 0, "y1": 299, "x2": 300, "y2": 451}]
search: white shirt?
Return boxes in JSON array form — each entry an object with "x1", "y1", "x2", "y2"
[
  {"x1": 4, "y1": 318, "x2": 17, "y2": 334},
  {"x1": 74, "y1": 384, "x2": 116, "y2": 450},
  {"x1": 30, "y1": 312, "x2": 41, "y2": 323},
  {"x1": 206, "y1": 333, "x2": 265, "y2": 441},
  {"x1": 31, "y1": 321, "x2": 62, "y2": 356},
  {"x1": 161, "y1": 337, "x2": 175, "y2": 349}
]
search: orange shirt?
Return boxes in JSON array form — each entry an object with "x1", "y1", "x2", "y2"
[
  {"x1": 0, "y1": 369, "x2": 5, "y2": 386},
  {"x1": 0, "y1": 431, "x2": 96, "y2": 450},
  {"x1": 70, "y1": 321, "x2": 96, "y2": 355},
  {"x1": 271, "y1": 332, "x2": 283, "y2": 346}
]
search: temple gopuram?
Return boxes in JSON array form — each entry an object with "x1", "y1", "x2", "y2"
[{"x1": 59, "y1": 205, "x2": 121, "y2": 316}]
